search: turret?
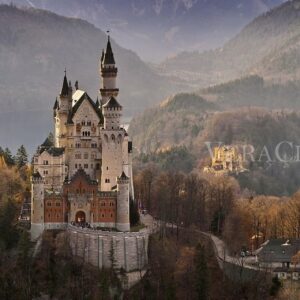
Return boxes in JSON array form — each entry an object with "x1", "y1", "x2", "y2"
[
  {"x1": 100, "y1": 35, "x2": 119, "y2": 104},
  {"x1": 54, "y1": 70, "x2": 72, "y2": 147},
  {"x1": 59, "y1": 70, "x2": 72, "y2": 112},
  {"x1": 30, "y1": 172, "x2": 45, "y2": 240},
  {"x1": 102, "y1": 96, "x2": 122, "y2": 130},
  {"x1": 116, "y1": 171, "x2": 130, "y2": 232}
]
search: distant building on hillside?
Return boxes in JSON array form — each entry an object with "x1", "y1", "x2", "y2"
[
  {"x1": 204, "y1": 145, "x2": 245, "y2": 175},
  {"x1": 31, "y1": 36, "x2": 134, "y2": 240}
]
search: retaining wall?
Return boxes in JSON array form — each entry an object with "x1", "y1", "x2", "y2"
[{"x1": 67, "y1": 225, "x2": 149, "y2": 272}]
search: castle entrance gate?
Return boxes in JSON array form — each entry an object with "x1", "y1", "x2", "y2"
[{"x1": 75, "y1": 211, "x2": 86, "y2": 224}]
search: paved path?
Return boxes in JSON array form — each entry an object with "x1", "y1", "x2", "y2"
[
  {"x1": 202, "y1": 232, "x2": 260, "y2": 270},
  {"x1": 140, "y1": 215, "x2": 260, "y2": 272}
]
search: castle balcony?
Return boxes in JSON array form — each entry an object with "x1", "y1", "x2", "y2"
[{"x1": 80, "y1": 136, "x2": 92, "y2": 141}]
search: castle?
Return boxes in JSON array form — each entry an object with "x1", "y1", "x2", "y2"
[
  {"x1": 204, "y1": 145, "x2": 245, "y2": 175},
  {"x1": 31, "y1": 36, "x2": 134, "y2": 240}
]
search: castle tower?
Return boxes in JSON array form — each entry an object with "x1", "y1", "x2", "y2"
[
  {"x1": 99, "y1": 35, "x2": 119, "y2": 104},
  {"x1": 30, "y1": 172, "x2": 45, "y2": 240},
  {"x1": 116, "y1": 172, "x2": 130, "y2": 231},
  {"x1": 54, "y1": 71, "x2": 72, "y2": 147},
  {"x1": 100, "y1": 97, "x2": 124, "y2": 191}
]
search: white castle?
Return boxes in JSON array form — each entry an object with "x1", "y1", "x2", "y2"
[{"x1": 31, "y1": 36, "x2": 134, "y2": 240}]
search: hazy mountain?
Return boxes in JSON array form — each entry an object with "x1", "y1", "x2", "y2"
[
  {"x1": 160, "y1": 0, "x2": 300, "y2": 87},
  {"x1": 129, "y1": 93, "x2": 217, "y2": 153},
  {"x1": 129, "y1": 76, "x2": 300, "y2": 153},
  {"x1": 0, "y1": 0, "x2": 286, "y2": 62},
  {"x1": 0, "y1": 4, "x2": 184, "y2": 153}
]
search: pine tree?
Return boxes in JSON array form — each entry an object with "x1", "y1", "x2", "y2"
[
  {"x1": 194, "y1": 243, "x2": 209, "y2": 300},
  {"x1": 3, "y1": 147, "x2": 15, "y2": 166},
  {"x1": 15, "y1": 145, "x2": 28, "y2": 168}
]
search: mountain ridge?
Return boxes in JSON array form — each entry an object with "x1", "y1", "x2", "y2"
[
  {"x1": 159, "y1": 0, "x2": 300, "y2": 86},
  {"x1": 0, "y1": 0, "x2": 286, "y2": 61}
]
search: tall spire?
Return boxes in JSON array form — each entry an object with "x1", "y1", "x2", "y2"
[
  {"x1": 100, "y1": 49, "x2": 104, "y2": 65},
  {"x1": 103, "y1": 34, "x2": 115, "y2": 65},
  {"x1": 60, "y1": 68, "x2": 69, "y2": 97}
]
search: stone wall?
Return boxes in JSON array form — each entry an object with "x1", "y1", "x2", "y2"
[{"x1": 67, "y1": 225, "x2": 149, "y2": 272}]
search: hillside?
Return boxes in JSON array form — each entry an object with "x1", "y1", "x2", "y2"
[
  {"x1": 200, "y1": 75, "x2": 300, "y2": 109},
  {"x1": 130, "y1": 76, "x2": 300, "y2": 154},
  {"x1": 0, "y1": 4, "x2": 184, "y2": 153},
  {"x1": 0, "y1": 0, "x2": 286, "y2": 62},
  {"x1": 160, "y1": 0, "x2": 300, "y2": 87},
  {"x1": 130, "y1": 103, "x2": 300, "y2": 195},
  {"x1": 129, "y1": 93, "x2": 217, "y2": 153}
]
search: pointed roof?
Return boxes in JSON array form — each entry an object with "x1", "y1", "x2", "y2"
[
  {"x1": 103, "y1": 96, "x2": 122, "y2": 109},
  {"x1": 60, "y1": 70, "x2": 69, "y2": 97},
  {"x1": 53, "y1": 98, "x2": 58, "y2": 110},
  {"x1": 41, "y1": 134, "x2": 54, "y2": 149},
  {"x1": 103, "y1": 36, "x2": 115, "y2": 65},
  {"x1": 67, "y1": 168, "x2": 98, "y2": 185},
  {"x1": 32, "y1": 171, "x2": 43, "y2": 179},
  {"x1": 95, "y1": 97, "x2": 100, "y2": 108},
  {"x1": 67, "y1": 90, "x2": 103, "y2": 124},
  {"x1": 100, "y1": 49, "x2": 104, "y2": 64},
  {"x1": 119, "y1": 171, "x2": 129, "y2": 180}
]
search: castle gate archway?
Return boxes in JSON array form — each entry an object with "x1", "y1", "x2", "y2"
[{"x1": 75, "y1": 211, "x2": 86, "y2": 224}]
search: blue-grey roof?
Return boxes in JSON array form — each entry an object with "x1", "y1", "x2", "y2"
[{"x1": 258, "y1": 239, "x2": 300, "y2": 263}]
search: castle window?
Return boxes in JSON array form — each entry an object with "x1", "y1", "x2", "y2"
[
  {"x1": 75, "y1": 164, "x2": 78, "y2": 169},
  {"x1": 47, "y1": 202, "x2": 51, "y2": 206},
  {"x1": 81, "y1": 121, "x2": 85, "y2": 126},
  {"x1": 111, "y1": 214, "x2": 113, "y2": 218},
  {"x1": 34, "y1": 158, "x2": 38, "y2": 163},
  {"x1": 43, "y1": 160, "x2": 49, "y2": 165},
  {"x1": 48, "y1": 214, "x2": 50, "y2": 218},
  {"x1": 84, "y1": 164, "x2": 88, "y2": 169},
  {"x1": 75, "y1": 143, "x2": 81, "y2": 148},
  {"x1": 106, "y1": 166, "x2": 108, "y2": 170},
  {"x1": 91, "y1": 164, "x2": 93, "y2": 168},
  {"x1": 75, "y1": 153, "x2": 81, "y2": 159},
  {"x1": 43, "y1": 170, "x2": 48, "y2": 175},
  {"x1": 84, "y1": 153, "x2": 88, "y2": 159},
  {"x1": 87, "y1": 121, "x2": 91, "y2": 126},
  {"x1": 102, "y1": 214, "x2": 104, "y2": 218},
  {"x1": 56, "y1": 202, "x2": 60, "y2": 207},
  {"x1": 96, "y1": 163, "x2": 100, "y2": 170}
]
